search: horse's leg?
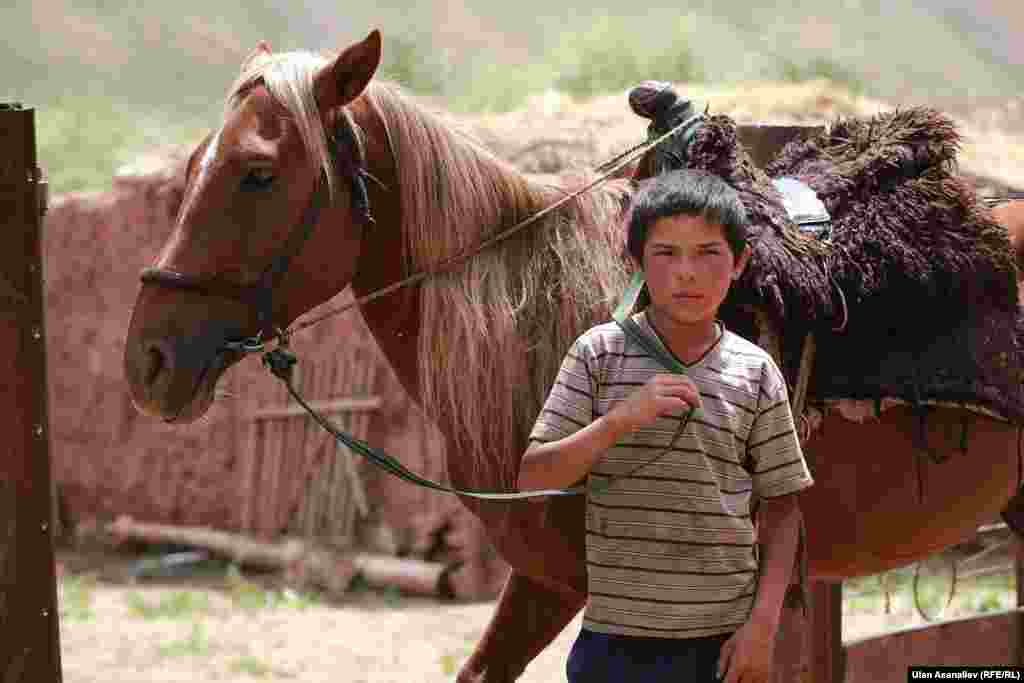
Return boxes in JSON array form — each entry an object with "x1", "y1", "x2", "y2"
[{"x1": 458, "y1": 570, "x2": 585, "y2": 682}]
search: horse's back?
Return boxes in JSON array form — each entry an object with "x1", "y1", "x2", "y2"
[{"x1": 801, "y1": 404, "x2": 1019, "y2": 579}]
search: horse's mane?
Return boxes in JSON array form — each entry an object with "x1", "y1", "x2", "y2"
[
  {"x1": 364, "y1": 84, "x2": 632, "y2": 486},
  {"x1": 226, "y1": 50, "x2": 341, "y2": 197},
  {"x1": 224, "y1": 49, "x2": 633, "y2": 486}
]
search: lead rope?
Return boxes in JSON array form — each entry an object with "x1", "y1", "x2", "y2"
[
  {"x1": 261, "y1": 334, "x2": 584, "y2": 500},
  {"x1": 788, "y1": 331, "x2": 816, "y2": 616},
  {"x1": 258, "y1": 273, "x2": 694, "y2": 500},
  {"x1": 239, "y1": 115, "x2": 708, "y2": 500}
]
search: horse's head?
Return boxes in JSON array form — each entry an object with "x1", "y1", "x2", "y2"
[{"x1": 124, "y1": 31, "x2": 384, "y2": 422}]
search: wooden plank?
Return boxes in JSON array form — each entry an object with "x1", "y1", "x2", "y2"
[
  {"x1": 0, "y1": 104, "x2": 63, "y2": 682},
  {"x1": 247, "y1": 396, "x2": 382, "y2": 420},
  {"x1": 737, "y1": 124, "x2": 824, "y2": 169},
  {"x1": 846, "y1": 609, "x2": 1022, "y2": 683},
  {"x1": 811, "y1": 580, "x2": 845, "y2": 683}
]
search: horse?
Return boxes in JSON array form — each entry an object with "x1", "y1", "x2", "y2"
[{"x1": 123, "y1": 31, "x2": 1024, "y2": 681}]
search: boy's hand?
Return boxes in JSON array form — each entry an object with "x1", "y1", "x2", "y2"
[
  {"x1": 608, "y1": 373, "x2": 701, "y2": 434},
  {"x1": 717, "y1": 619, "x2": 776, "y2": 683}
]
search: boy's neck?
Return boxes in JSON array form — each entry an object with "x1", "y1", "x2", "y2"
[{"x1": 645, "y1": 306, "x2": 721, "y2": 365}]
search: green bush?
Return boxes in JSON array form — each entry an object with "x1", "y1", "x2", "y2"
[
  {"x1": 776, "y1": 56, "x2": 865, "y2": 94},
  {"x1": 36, "y1": 96, "x2": 205, "y2": 194},
  {"x1": 553, "y1": 14, "x2": 704, "y2": 100}
]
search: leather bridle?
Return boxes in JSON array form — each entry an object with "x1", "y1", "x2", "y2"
[{"x1": 139, "y1": 108, "x2": 374, "y2": 348}]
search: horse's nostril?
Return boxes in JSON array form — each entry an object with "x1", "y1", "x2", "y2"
[{"x1": 144, "y1": 344, "x2": 167, "y2": 387}]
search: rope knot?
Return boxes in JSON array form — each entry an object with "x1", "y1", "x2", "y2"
[{"x1": 262, "y1": 347, "x2": 297, "y2": 383}]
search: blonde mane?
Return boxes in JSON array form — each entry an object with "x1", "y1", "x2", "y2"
[
  {"x1": 363, "y1": 83, "x2": 632, "y2": 487},
  {"x1": 224, "y1": 50, "x2": 632, "y2": 486},
  {"x1": 227, "y1": 50, "x2": 339, "y2": 197}
]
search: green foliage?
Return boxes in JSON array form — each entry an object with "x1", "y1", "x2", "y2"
[
  {"x1": 10, "y1": 0, "x2": 1024, "y2": 193},
  {"x1": 776, "y1": 57, "x2": 865, "y2": 94},
  {"x1": 552, "y1": 14, "x2": 704, "y2": 101},
  {"x1": 36, "y1": 96, "x2": 205, "y2": 195},
  {"x1": 125, "y1": 590, "x2": 210, "y2": 619},
  {"x1": 59, "y1": 573, "x2": 96, "y2": 622},
  {"x1": 379, "y1": 33, "x2": 450, "y2": 96}
]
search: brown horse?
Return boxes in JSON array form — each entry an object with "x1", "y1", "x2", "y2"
[{"x1": 123, "y1": 31, "x2": 1024, "y2": 681}]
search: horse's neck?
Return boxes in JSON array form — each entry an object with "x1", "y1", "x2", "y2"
[{"x1": 347, "y1": 97, "x2": 425, "y2": 403}]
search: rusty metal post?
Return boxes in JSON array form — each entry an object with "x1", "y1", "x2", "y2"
[{"x1": 0, "y1": 103, "x2": 62, "y2": 682}]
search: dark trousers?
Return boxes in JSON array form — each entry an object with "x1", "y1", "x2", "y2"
[{"x1": 566, "y1": 628, "x2": 732, "y2": 682}]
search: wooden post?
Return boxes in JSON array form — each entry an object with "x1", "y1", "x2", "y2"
[
  {"x1": 811, "y1": 581, "x2": 845, "y2": 683},
  {"x1": 1016, "y1": 539, "x2": 1024, "y2": 666},
  {"x1": 0, "y1": 103, "x2": 63, "y2": 682}
]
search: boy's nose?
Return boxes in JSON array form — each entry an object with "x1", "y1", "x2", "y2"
[{"x1": 676, "y1": 259, "x2": 698, "y2": 282}]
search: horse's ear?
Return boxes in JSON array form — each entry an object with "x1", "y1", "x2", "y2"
[
  {"x1": 241, "y1": 41, "x2": 272, "y2": 73},
  {"x1": 315, "y1": 29, "x2": 382, "y2": 111}
]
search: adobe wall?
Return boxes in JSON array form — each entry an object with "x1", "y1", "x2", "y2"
[{"x1": 44, "y1": 145, "x2": 506, "y2": 597}]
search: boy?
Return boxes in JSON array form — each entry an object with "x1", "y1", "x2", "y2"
[{"x1": 518, "y1": 169, "x2": 813, "y2": 683}]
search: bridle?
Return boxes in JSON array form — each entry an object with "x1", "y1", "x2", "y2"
[{"x1": 139, "y1": 108, "x2": 374, "y2": 350}]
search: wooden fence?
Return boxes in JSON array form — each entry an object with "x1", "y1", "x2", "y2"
[
  {"x1": 0, "y1": 103, "x2": 62, "y2": 682},
  {"x1": 239, "y1": 349, "x2": 379, "y2": 547}
]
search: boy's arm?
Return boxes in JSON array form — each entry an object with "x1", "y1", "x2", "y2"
[
  {"x1": 749, "y1": 494, "x2": 802, "y2": 628},
  {"x1": 719, "y1": 358, "x2": 812, "y2": 683},
  {"x1": 517, "y1": 412, "x2": 631, "y2": 491},
  {"x1": 519, "y1": 371, "x2": 700, "y2": 492},
  {"x1": 718, "y1": 494, "x2": 803, "y2": 683}
]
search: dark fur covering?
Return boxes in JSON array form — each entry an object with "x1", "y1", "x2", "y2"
[{"x1": 664, "y1": 109, "x2": 1024, "y2": 420}]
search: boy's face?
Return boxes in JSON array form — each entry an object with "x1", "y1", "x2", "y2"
[{"x1": 642, "y1": 214, "x2": 750, "y2": 328}]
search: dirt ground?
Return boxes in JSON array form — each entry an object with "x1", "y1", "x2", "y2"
[{"x1": 56, "y1": 544, "x2": 1019, "y2": 683}]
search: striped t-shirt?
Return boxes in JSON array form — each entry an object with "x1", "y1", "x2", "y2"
[{"x1": 528, "y1": 311, "x2": 813, "y2": 639}]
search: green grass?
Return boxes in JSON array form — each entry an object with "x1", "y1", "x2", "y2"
[
  {"x1": 225, "y1": 564, "x2": 323, "y2": 610},
  {"x1": 230, "y1": 655, "x2": 273, "y2": 677},
  {"x1": 58, "y1": 573, "x2": 96, "y2": 622},
  {"x1": 844, "y1": 566, "x2": 1015, "y2": 618},
  {"x1": 156, "y1": 622, "x2": 210, "y2": 658},
  {"x1": 125, "y1": 589, "x2": 210, "y2": 619}
]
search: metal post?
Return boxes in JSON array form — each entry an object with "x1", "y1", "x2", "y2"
[{"x1": 0, "y1": 102, "x2": 62, "y2": 682}]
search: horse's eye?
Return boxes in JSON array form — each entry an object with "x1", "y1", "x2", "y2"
[{"x1": 241, "y1": 168, "x2": 276, "y2": 191}]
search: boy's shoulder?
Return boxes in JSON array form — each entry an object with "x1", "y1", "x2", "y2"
[
  {"x1": 573, "y1": 319, "x2": 629, "y2": 354},
  {"x1": 718, "y1": 328, "x2": 776, "y2": 364},
  {"x1": 716, "y1": 328, "x2": 787, "y2": 392}
]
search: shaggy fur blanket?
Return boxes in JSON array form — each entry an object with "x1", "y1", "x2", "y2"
[{"x1": 633, "y1": 88, "x2": 1024, "y2": 420}]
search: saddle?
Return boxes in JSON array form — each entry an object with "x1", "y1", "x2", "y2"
[{"x1": 628, "y1": 82, "x2": 1024, "y2": 423}]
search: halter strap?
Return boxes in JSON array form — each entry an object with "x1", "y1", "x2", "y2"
[{"x1": 140, "y1": 111, "x2": 373, "y2": 338}]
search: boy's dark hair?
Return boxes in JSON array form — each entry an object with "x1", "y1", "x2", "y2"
[{"x1": 625, "y1": 169, "x2": 749, "y2": 264}]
